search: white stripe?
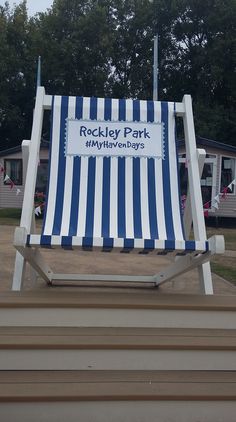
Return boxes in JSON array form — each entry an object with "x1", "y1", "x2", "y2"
[
  {"x1": 76, "y1": 97, "x2": 90, "y2": 236},
  {"x1": 111, "y1": 98, "x2": 119, "y2": 121},
  {"x1": 125, "y1": 100, "x2": 134, "y2": 238},
  {"x1": 154, "y1": 239, "x2": 165, "y2": 249},
  {"x1": 195, "y1": 240, "x2": 206, "y2": 251},
  {"x1": 154, "y1": 101, "x2": 167, "y2": 240},
  {"x1": 72, "y1": 236, "x2": 83, "y2": 246},
  {"x1": 43, "y1": 96, "x2": 61, "y2": 235},
  {"x1": 139, "y1": 100, "x2": 147, "y2": 122},
  {"x1": 175, "y1": 240, "x2": 185, "y2": 250},
  {"x1": 140, "y1": 158, "x2": 150, "y2": 239},
  {"x1": 139, "y1": 101, "x2": 150, "y2": 239},
  {"x1": 168, "y1": 102, "x2": 184, "y2": 240},
  {"x1": 125, "y1": 99, "x2": 133, "y2": 121},
  {"x1": 92, "y1": 237, "x2": 104, "y2": 247},
  {"x1": 134, "y1": 239, "x2": 145, "y2": 248},
  {"x1": 125, "y1": 157, "x2": 134, "y2": 238},
  {"x1": 113, "y1": 238, "x2": 124, "y2": 248},
  {"x1": 60, "y1": 97, "x2": 76, "y2": 235},
  {"x1": 51, "y1": 235, "x2": 62, "y2": 246},
  {"x1": 29, "y1": 234, "x2": 41, "y2": 245}
]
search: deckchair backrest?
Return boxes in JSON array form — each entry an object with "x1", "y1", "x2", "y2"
[{"x1": 42, "y1": 96, "x2": 184, "y2": 245}]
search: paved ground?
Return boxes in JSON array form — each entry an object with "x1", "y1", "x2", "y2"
[{"x1": 1, "y1": 225, "x2": 236, "y2": 295}]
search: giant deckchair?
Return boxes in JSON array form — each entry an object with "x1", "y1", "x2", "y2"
[{"x1": 12, "y1": 87, "x2": 224, "y2": 293}]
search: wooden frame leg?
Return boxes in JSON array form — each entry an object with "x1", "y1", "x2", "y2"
[{"x1": 12, "y1": 251, "x2": 26, "y2": 291}]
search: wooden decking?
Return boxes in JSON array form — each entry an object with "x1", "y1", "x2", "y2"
[
  {"x1": 0, "y1": 290, "x2": 236, "y2": 420},
  {"x1": 1, "y1": 370, "x2": 236, "y2": 402},
  {"x1": 0, "y1": 326, "x2": 236, "y2": 350},
  {"x1": 1, "y1": 290, "x2": 236, "y2": 310}
]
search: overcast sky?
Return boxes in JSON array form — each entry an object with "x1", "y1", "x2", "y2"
[{"x1": 0, "y1": 0, "x2": 54, "y2": 15}]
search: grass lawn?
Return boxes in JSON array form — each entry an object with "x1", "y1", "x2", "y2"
[
  {"x1": 0, "y1": 208, "x2": 43, "y2": 227},
  {"x1": 211, "y1": 260, "x2": 236, "y2": 285},
  {"x1": 206, "y1": 227, "x2": 236, "y2": 251},
  {"x1": 0, "y1": 208, "x2": 22, "y2": 225}
]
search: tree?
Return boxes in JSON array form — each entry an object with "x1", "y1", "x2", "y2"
[
  {"x1": 0, "y1": 1, "x2": 36, "y2": 150},
  {"x1": 0, "y1": 0, "x2": 235, "y2": 150},
  {"x1": 168, "y1": 0, "x2": 236, "y2": 144},
  {"x1": 30, "y1": 0, "x2": 115, "y2": 97}
]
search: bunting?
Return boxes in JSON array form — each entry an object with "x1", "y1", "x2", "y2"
[
  {"x1": 203, "y1": 178, "x2": 236, "y2": 216},
  {"x1": 0, "y1": 163, "x2": 22, "y2": 198}
]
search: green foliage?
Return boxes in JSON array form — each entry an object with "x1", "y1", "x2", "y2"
[
  {"x1": 0, "y1": 207, "x2": 21, "y2": 225},
  {"x1": 0, "y1": 0, "x2": 235, "y2": 149}
]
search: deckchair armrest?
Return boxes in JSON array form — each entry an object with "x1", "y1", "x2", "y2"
[
  {"x1": 208, "y1": 235, "x2": 225, "y2": 255},
  {"x1": 14, "y1": 227, "x2": 28, "y2": 248}
]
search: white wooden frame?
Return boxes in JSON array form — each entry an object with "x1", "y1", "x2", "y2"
[
  {"x1": 12, "y1": 87, "x2": 225, "y2": 293},
  {"x1": 179, "y1": 154, "x2": 217, "y2": 213}
]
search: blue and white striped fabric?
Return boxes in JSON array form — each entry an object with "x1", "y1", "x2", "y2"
[{"x1": 28, "y1": 96, "x2": 208, "y2": 253}]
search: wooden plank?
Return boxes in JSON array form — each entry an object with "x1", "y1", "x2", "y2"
[
  {"x1": 0, "y1": 327, "x2": 235, "y2": 350},
  {"x1": 1, "y1": 326, "x2": 236, "y2": 337},
  {"x1": 2, "y1": 370, "x2": 236, "y2": 383},
  {"x1": 0, "y1": 291, "x2": 236, "y2": 310},
  {"x1": 0, "y1": 370, "x2": 236, "y2": 402}
]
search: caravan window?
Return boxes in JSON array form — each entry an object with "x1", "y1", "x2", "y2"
[
  {"x1": 220, "y1": 156, "x2": 236, "y2": 194},
  {"x1": 4, "y1": 159, "x2": 22, "y2": 185}
]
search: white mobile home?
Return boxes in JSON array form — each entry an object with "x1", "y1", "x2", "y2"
[
  {"x1": 0, "y1": 142, "x2": 48, "y2": 209},
  {"x1": 178, "y1": 137, "x2": 236, "y2": 219},
  {"x1": 1, "y1": 137, "x2": 236, "y2": 219}
]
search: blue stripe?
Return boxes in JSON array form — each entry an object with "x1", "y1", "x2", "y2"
[
  {"x1": 119, "y1": 99, "x2": 126, "y2": 121},
  {"x1": 118, "y1": 157, "x2": 126, "y2": 237},
  {"x1": 147, "y1": 158, "x2": 158, "y2": 239},
  {"x1": 185, "y1": 240, "x2": 196, "y2": 251},
  {"x1": 104, "y1": 97, "x2": 112, "y2": 120},
  {"x1": 40, "y1": 235, "x2": 52, "y2": 247},
  {"x1": 102, "y1": 157, "x2": 111, "y2": 238},
  {"x1": 124, "y1": 239, "x2": 134, "y2": 250},
  {"x1": 146, "y1": 101, "x2": 158, "y2": 240},
  {"x1": 82, "y1": 237, "x2": 93, "y2": 248},
  {"x1": 85, "y1": 157, "x2": 96, "y2": 237},
  {"x1": 62, "y1": 236, "x2": 72, "y2": 249},
  {"x1": 165, "y1": 240, "x2": 175, "y2": 250},
  {"x1": 90, "y1": 97, "x2": 97, "y2": 120},
  {"x1": 144, "y1": 239, "x2": 154, "y2": 250},
  {"x1": 147, "y1": 100, "x2": 154, "y2": 122},
  {"x1": 161, "y1": 102, "x2": 175, "y2": 241},
  {"x1": 103, "y1": 237, "x2": 113, "y2": 249},
  {"x1": 52, "y1": 96, "x2": 68, "y2": 235},
  {"x1": 133, "y1": 99, "x2": 140, "y2": 121},
  {"x1": 68, "y1": 97, "x2": 83, "y2": 236},
  {"x1": 101, "y1": 98, "x2": 112, "y2": 237},
  {"x1": 133, "y1": 157, "x2": 142, "y2": 238}
]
